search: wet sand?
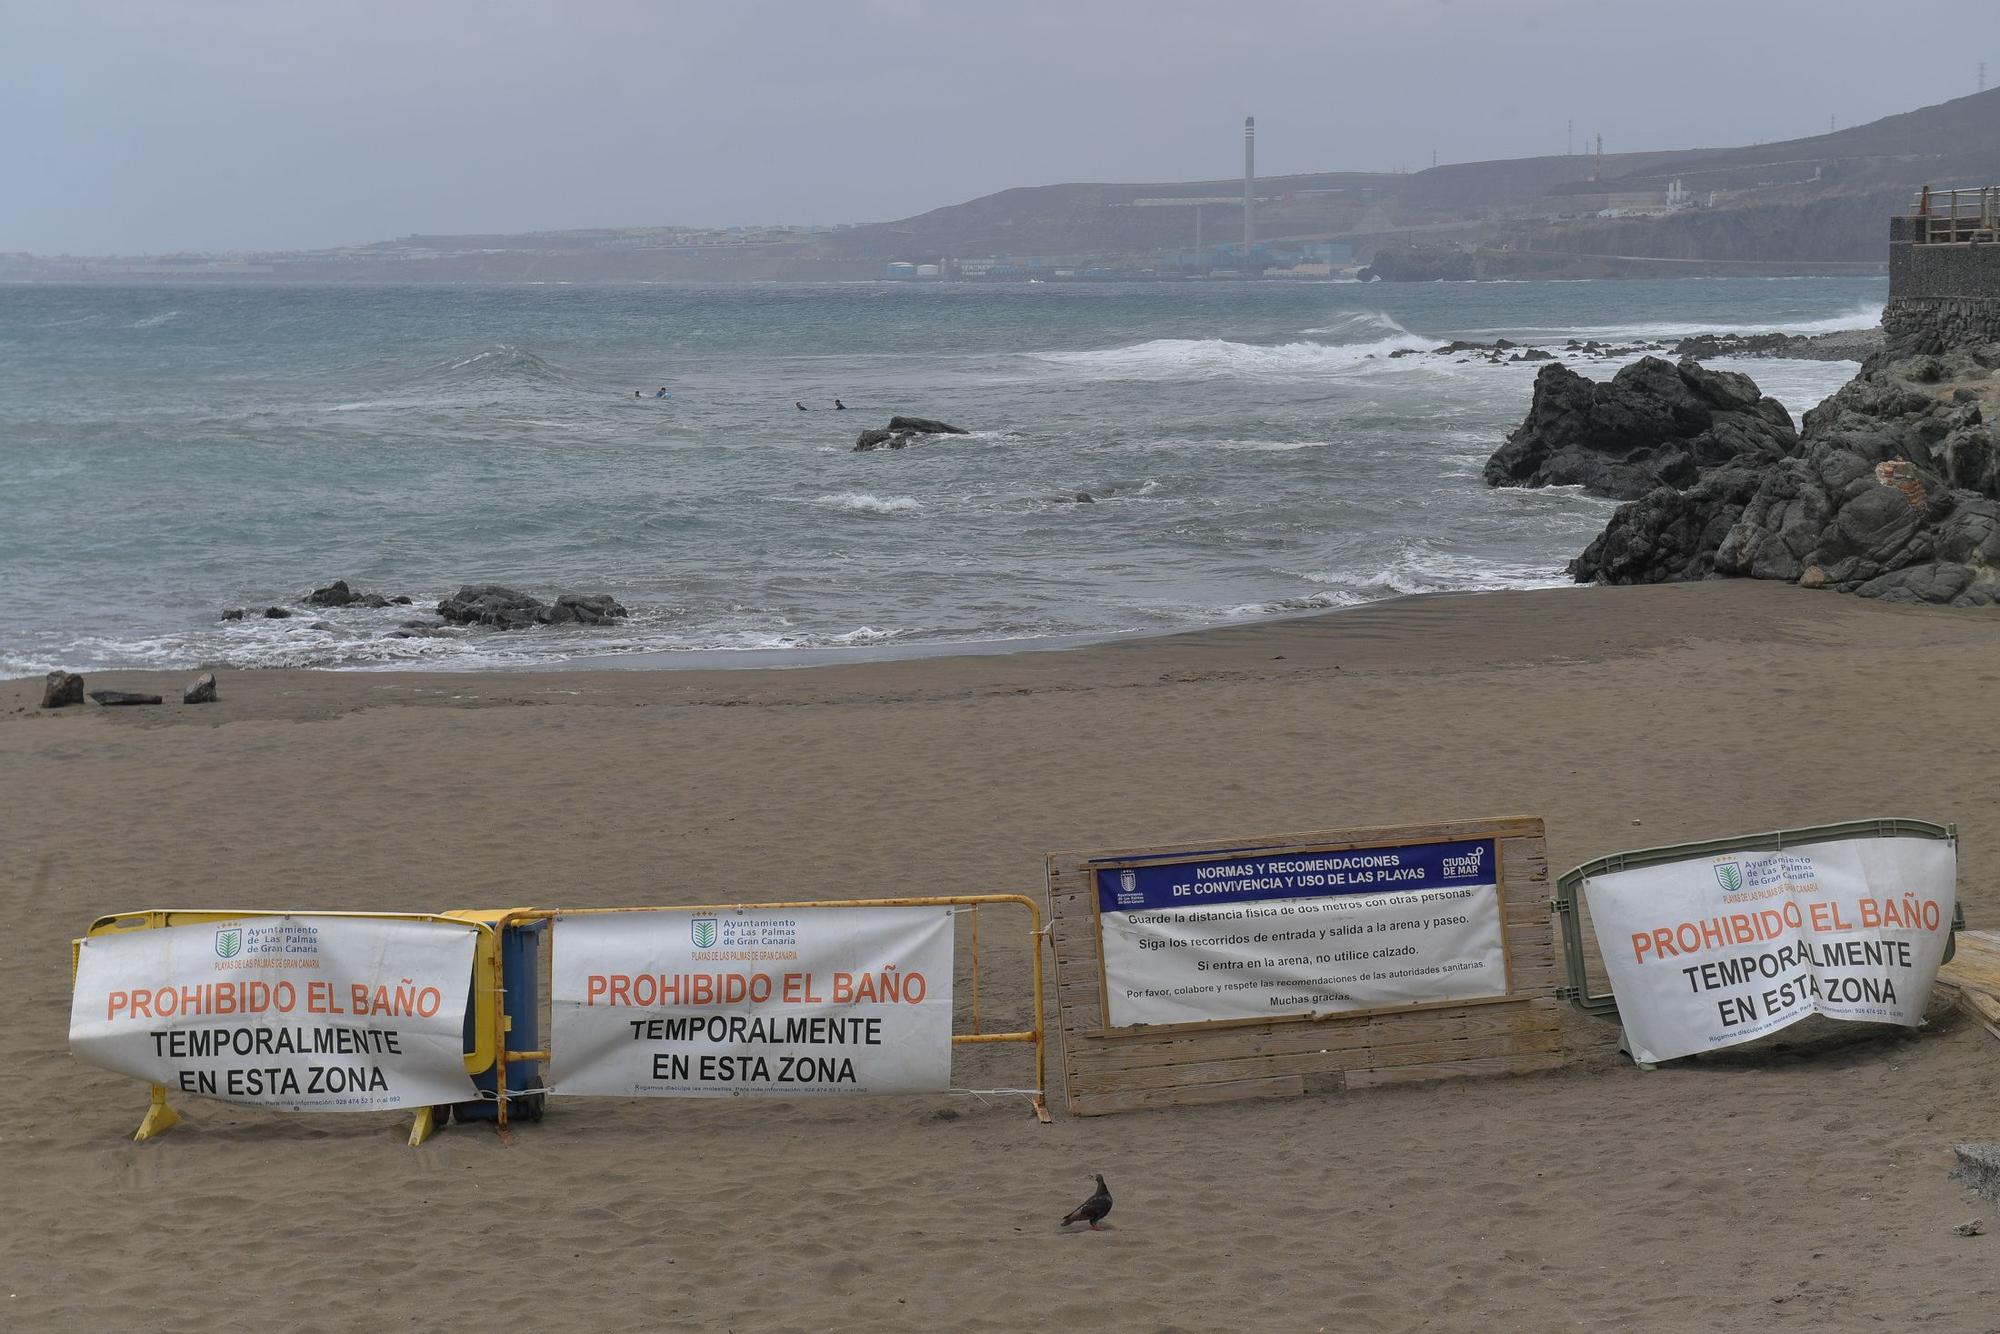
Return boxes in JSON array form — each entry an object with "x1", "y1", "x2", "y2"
[{"x1": 5, "y1": 580, "x2": 1999, "y2": 1331}]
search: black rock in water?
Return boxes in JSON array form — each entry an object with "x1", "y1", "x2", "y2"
[
  {"x1": 1670, "y1": 329, "x2": 1885, "y2": 363},
  {"x1": 262, "y1": 607, "x2": 292, "y2": 619},
  {"x1": 306, "y1": 579, "x2": 359, "y2": 607},
  {"x1": 436, "y1": 585, "x2": 630, "y2": 630},
  {"x1": 1486, "y1": 357, "x2": 1798, "y2": 500},
  {"x1": 41, "y1": 671, "x2": 85, "y2": 709},
  {"x1": 855, "y1": 416, "x2": 971, "y2": 452},
  {"x1": 437, "y1": 585, "x2": 546, "y2": 629},
  {"x1": 307, "y1": 579, "x2": 401, "y2": 609},
  {"x1": 220, "y1": 608, "x2": 245, "y2": 621},
  {"x1": 90, "y1": 690, "x2": 162, "y2": 706},
  {"x1": 886, "y1": 415, "x2": 968, "y2": 435},
  {"x1": 541, "y1": 592, "x2": 629, "y2": 626}
]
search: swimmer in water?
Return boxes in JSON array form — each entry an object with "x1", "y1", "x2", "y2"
[
  {"x1": 834, "y1": 398, "x2": 847, "y2": 410},
  {"x1": 655, "y1": 387, "x2": 670, "y2": 399},
  {"x1": 796, "y1": 401, "x2": 808, "y2": 411}
]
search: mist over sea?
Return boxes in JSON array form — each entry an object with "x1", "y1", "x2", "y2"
[{"x1": 0, "y1": 278, "x2": 1884, "y2": 673}]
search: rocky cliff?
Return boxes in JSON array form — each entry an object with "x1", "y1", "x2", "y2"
[
  {"x1": 1485, "y1": 358, "x2": 1797, "y2": 500},
  {"x1": 1535, "y1": 348, "x2": 2000, "y2": 606}
]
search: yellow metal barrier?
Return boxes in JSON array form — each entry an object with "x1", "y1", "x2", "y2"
[
  {"x1": 486, "y1": 894, "x2": 1051, "y2": 1127},
  {"x1": 73, "y1": 910, "x2": 502, "y2": 1144}
]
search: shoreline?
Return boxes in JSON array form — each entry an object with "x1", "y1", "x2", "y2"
[
  {"x1": 10, "y1": 583, "x2": 1607, "y2": 685},
  {"x1": 9, "y1": 576, "x2": 1989, "y2": 711},
  {"x1": 10, "y1": 587, "x2": 1541, "y2": 682}
]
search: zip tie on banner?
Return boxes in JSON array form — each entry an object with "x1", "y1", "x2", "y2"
[{"x1": 464, "y1": 1085, "x2": 551, "y2": 1102}]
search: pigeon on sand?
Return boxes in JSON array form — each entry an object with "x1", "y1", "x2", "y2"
[{"x1": 1061, "y1": 1174, "x2": 1113, "y2": 1231}]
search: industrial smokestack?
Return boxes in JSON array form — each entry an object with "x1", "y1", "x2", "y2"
[{"x1": 1243, "y1": 116, "x2": 1256, "y2": 255}]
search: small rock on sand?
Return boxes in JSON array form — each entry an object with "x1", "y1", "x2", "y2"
[{"x1": 41, "y1": 671, "x2": 85, "y2": 709}]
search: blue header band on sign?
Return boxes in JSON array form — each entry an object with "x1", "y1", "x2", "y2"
[{"x1": 1095, "y1": 839, "x2": 1496, "y2": 913}]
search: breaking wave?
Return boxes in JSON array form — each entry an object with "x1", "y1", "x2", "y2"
[
  {"x1": 812, "y1": 491, "x2": 921, "y2": 514},
  {"x1": 417, "y1": 344, "x2": 580, "y2": 385},
  {"x1": 1299, "y1": 310, "x2": 1419, "y2": 339},
  {"x1": 1297, "y1": 548, "x2": 1575, "y2": 599},
  {"x1": 1034, "y1": 333, "x2": 1433, "y2": 381}
]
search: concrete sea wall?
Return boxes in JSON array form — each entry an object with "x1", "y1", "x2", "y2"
[{"x1": 1885, "y1": 214, "x2": 2000, "y2": 351}]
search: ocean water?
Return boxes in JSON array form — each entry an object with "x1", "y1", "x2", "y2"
[{"x1": 0, "y1": 278, "x2": 1884, "y2": 673}]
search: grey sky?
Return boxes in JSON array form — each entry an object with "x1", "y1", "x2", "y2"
[{"x1": 5, "y1": 0, "x2": 1996, "y2": 254}]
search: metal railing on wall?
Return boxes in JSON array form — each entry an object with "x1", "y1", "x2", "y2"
[{"x1": 1913, "y1": 187, "x2": 2000, "y2": 243}]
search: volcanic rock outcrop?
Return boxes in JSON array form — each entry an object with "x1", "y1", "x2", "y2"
[
  {"x1": 1484, "y1": 357, "x2": 1799, "y2": 500},
  {"x1": 305, "y1": 579, "x2": 413, "y2": 609},
  {"x1": 435, "y1": 585, "x2": 631, "y2": 630},
  {"x1": 853, "y1": 415, "x2": 970, "y2": 452},
  {"x1": 1554, "y1": 346, "x2": 2000, "y2": 606}
]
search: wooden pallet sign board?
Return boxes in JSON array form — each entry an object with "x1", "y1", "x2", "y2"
[
  {"x1": 1047, "y1": 817, "x2": 1561, "y2": 1116},
  {"x1": 1938, "y1": 929, "x2": 2000, "y2": 1045}
]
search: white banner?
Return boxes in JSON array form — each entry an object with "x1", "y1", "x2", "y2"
[
  {"x1": 1096, "y1": 838, "x2": 1508, "y2": 1028},
  {"x1": 69, "y1": 916, "x2": 480, "y2": 1111},
  {"x1": 1583, "y1": 835, "x2": 1956, "y2": 1065},
  {"x1": 549, "y1": 906, "x2": 953, "y2": 1097}
]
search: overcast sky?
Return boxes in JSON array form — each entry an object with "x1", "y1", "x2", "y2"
[{"x1": 4, "y1": 0, "x2": 1997, "y2": 254}]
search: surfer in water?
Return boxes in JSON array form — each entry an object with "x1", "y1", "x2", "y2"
[
  {"x1": 834, "y1": 398, "x2": 847, "y2": 410},
  {"x1": 655, "y1": 387, "x2": 670, "y2": 399},
  {"x1": 796, "y1": 401, "x2": 808, "y2": 412}
]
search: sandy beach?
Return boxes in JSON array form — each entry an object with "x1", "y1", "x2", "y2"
[{"x1": 5, "y1": 580, "x2": 1999, "y2": 1332}]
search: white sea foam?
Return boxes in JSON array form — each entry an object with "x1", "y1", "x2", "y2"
[
  {"x1": 1222, "y1": 590, "x2": 1371, "y2": 618},
  {"x1": 1033, "y1": 330, "x2": 1434, "y2": 381},
  {"x1": 1455, "y1": 300, "x2": 1884, "y2": 341},
  {"x1": 1299, "y1": 549, "x2": 1574, "y2": 598},
  {"x1": 715, "y1": 624, "x2": 916, "y2": 651},
  {"x1": 812, "y1": 491, "x2": 921, "y2": 514},
  {"x1": 129, "y1": 310, "x2": 182, "y2": 328},
  {"x1": 1190, "y1": 439, "x2": 1329, "y2": 452}
]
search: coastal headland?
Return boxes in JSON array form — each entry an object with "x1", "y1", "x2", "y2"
[{"x1": 6, "y1": 580, "x2": 1999, "y2": 1329}]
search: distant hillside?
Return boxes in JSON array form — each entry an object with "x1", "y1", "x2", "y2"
[
  {"x1": 13, "y1": 88, "x2": 2000, "y2": 283},
  {"x1": 821, "y1": 87, "x2": 2000, "y2": 276}
]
